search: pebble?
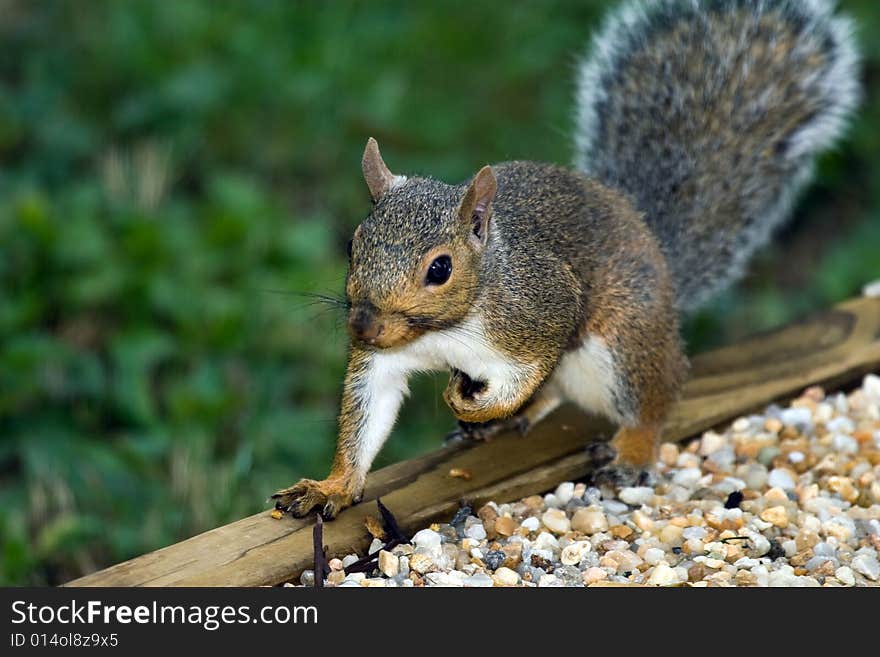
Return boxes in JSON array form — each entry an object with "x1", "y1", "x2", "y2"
[
  {"x1": 521, "y1": 516, "x2": 540, "y2": 532},
  {"x1": 851, "y1": 554, "x2": 880, "y2": 581},
  {"x1": 541, "y1": 508, "x2": 571, "y2": 534},
  {"x1": 492, "y1": 567, "x2": 520, "y2": 586},
  {"x1": 767, "y1": 468, "x2": 797, "y2": 491},
  {"x1": 465, "y1": 524, "x2": 487, "y2": 541},
  {"x1": 647, "y1": 563, "x2": 680, "y2": 586},
  {"x1": 571, "y1": 507, "x2": 608, "y2": 534},
  {"x1": 311, "y1": 376, "x2": 880, "y2": 588},
  {"x1": 378, "y1": 550, "x2": 399, "y2": 577},
  {"x1": 619, "y1": 486, "x2": 655, "y2": 506}
]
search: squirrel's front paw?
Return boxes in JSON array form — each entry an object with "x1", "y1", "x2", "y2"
[
  {"x1": 444, "y1": 369, "x2": 510, "y2": 424},
  {"x1": 271, "y1": 478, "x2": 360, "y2": 519}
]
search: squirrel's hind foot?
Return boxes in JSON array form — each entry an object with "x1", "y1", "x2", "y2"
[{"x1": 585, "y1": 441, "x2": 657, "y2": 489}]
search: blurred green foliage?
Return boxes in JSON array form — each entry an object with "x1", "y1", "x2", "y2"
[{"x1": 1, "y1": 1, "x2": 878, "y2": 584}]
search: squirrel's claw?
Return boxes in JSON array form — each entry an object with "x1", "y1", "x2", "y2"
[
  {"x1": 586, "y1": 442, "x2": 656, "y2": 490},
  {"x1": 271, "y1": 478, "x2": 358, "y2": 520}
]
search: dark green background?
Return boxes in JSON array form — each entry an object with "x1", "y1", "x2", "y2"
[{"x1": 1, "y1": 1, "x2": 878, "y2": 584}]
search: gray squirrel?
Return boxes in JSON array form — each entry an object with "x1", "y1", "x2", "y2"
[{"x1": 273, "y1": 0, "x2": 860, "y2": 518}]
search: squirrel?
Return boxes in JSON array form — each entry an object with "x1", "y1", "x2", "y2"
[{"x1": 273, "y1": 0, "x2": 860, "y2": 518}]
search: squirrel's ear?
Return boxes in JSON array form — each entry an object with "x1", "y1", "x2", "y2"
[
  {"x1": 460, "y1": 165, "x2": 497, "y2": 247},
  {"x1": 362, "y1": 137, "x2": 399, "y2": 202}
]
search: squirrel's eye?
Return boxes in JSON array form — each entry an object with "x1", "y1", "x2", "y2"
[{"x1": 425, "y1": 255, "x2": 452, "y2": 286}]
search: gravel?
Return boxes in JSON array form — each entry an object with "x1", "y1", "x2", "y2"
[{"x1": 300, "y1": 375, "x2": 880, "y2": 587}]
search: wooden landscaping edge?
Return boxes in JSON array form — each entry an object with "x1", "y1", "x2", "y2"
[{"x1": 67, "y1": 295, "x2": 880, "y2": 587}]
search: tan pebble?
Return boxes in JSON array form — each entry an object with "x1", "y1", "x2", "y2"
[
  {"x1": 760, "y1": 505, "x2": 789, "y2": 528},
  {"x1": 764, "y1": 487, "x2": 789, "y2": 502},
  {"x1": 688, "y1": 563, "x2": 707, "y2": 582},
  {"x1": 378, "y1": 550, "x2": 398, "y2": 577},
  {"x1": 814, "y1": 560, "x2": 836, "y2": 576},
  {"x1": 793, "y1": 567, "x2": 809, "y2": 576},
  {"x1": 610, "y1": 524, "x2": 634, "y2": 539},
  {"x1": 827, "y1": 476, "x2": 858, "y2": 503},
  {"x1": 361, "y1": 578, "x2": 386, "y2": 587},
  {"x1": 798, "y1": 484, "x2": 820, "y2": 503},
  {"x1": 409, "y1": 573, "x2": 424, "y2": 587},
  {"x1": 327, "y1": 571, "x2": 345, "y2": 586},
  {"x1": 790, "y1": 550, "x2": 812, "y2": 567},
  {"x1": 764, "y1": 418, "x2": 783, "y2": 434},
  {"x1": 854, "y1": 430, "x2": 875, "y2": 445},
  {"x1": 795, "y1": 531, "x2": 820, "y2": 551},
  {"x1": 409, "y1": 553, "x2": 435, "y2": 574},
  {"x1": 582, "y1": 567, "x2": 608, "y2": 584},
  {"x1": 669, "y1": 516, "x2": 689, "y2": 528},
  {"x1": 599, "y1": 555, "x2": 620, "y2": 570},
  {"x1": 735, "y1": 570, "x2": 758, "y2": 586},
  {"x1": 571, "y1": 507, "x2": 608, "y2": 534},
  {"x1": 632, "y1": 510, "x2": 654, "y2": 532},
  {"x1": 726, "y1": 545, "x2": 745, "y2": 562},
  {"x1": 573, "y1": 482, "x2": 587, "y2": 498},
  {"x1": 477, "y1": 504, "x2": 498, "y2": 523},
  {"x1": 659, "y1": 442, "x2": 679, "y2": 466},
  {"x1": 660, "y1": 524, "x2": 684, "y2": 545},
  {"x1": 494, "y1": 516, "x2": 517, "y2": 537},
  {"x1": 328, "y1": 558, "x2": 344, "y2": 571},
  {"x1": 501, "y1": 542, "x2": 523, "y2": 568},
  {"x1": 542, "y1": 508, "x2": 571, "y2": 534},
  {"x1": 522, "y1": 495, "x2": 544, "y2": 510}
]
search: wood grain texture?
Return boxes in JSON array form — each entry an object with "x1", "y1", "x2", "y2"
[{"x1": 67, "y1": 296, "x2": 880, "y2": 587}]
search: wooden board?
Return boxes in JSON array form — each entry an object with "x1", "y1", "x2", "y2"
[{"x1": 67, "y1": 296, "x2": 880, "y2": 587}]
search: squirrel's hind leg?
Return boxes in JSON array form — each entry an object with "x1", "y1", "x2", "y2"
[{"x1": 587, "y1": 424, "x2": 661, "y2": 488}]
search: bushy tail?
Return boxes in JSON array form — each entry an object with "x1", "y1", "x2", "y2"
[{"x1": 575, "y1": 0, "x2": 860, "y2": 310}]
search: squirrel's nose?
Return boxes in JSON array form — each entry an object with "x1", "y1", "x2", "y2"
[{"x1": 348, "y1": 305, "x2": 384, "y2": 343}]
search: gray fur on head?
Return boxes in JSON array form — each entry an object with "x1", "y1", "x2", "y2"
[{"x1": 574, "y1": 0, "x2": 860, "y2": 311}]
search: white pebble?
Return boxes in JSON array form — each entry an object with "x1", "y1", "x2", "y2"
[
  {"x1": 831, "y1": 434, "x2": 858, "y2": 455},
  {"x1": 835, "y1": 566, "x2": 856, "y2": 586},
  {"x1": 643, "y1": 547, "x2": 666, "y2": 565},
  {"x1": 780, "y1": 407, "x2": 812, "y2": 427},
  {"x1": 555, "y1": 482, "x2": 575, "y2": 505},
  {"x1": 465, "y1": 524, "x2": 487, "y2": 541},
  {"x1": 493, "y1": 567, "x2": 520, "y2": 586},
  {"x1": 851, "y1": 554, "x2": 880, "y2": 581},
  {"x1": 767, "y1": 468, "x2": 796, "y2": 491},
  {"x1": 541, "y1": 508, "x2": 571, "y2": 534},
  {"x1": 463, "y1": 573, "x2": 494, "y2": 587},
  {"x1": 646, "y1": 563, "x2": 680, "y2": 586},
  {"x1": 619, "y1": 486, "x2": 655, "y2": 506},
  {"x1": 521, "y1": 516, "x2": 540, "y2": 532},
  {"x1": 341, "y1": 554, "x2": 359, "y2": 568},
  {"x1": 412, "y1": 529, "x2": 442, "y2": 552},
  {"x1": 682, "y1": 526, "x2": 707, "y2": 541},
  {"x1": 672, "y1": 467, "x2": 703, "y2": 488},
  {"x1": 788, "y1": 451, "x2": 805, "y2": 464}
]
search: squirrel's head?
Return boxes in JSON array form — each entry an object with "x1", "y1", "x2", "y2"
[{"x1": 345, "y1": 138, "x2": 496, "y2": 350}]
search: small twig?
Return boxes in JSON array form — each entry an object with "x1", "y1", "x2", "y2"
[
  {"x1": 377, "y1": 498, "x2": 405, "y2": 541},
  {"x1": 313, "y1": 513, "x2": 325, "y2": 589},
  {"x1": 719, "y1": 535, "x2": 751, "y2": 546},
  {"x1": 342, "y1": 499, "x2": 410, "y2": 575}
]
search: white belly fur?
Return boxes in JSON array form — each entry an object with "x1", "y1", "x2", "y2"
[{"x1": 549, "y1": 335, "x2": 622, "y2": 422}]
